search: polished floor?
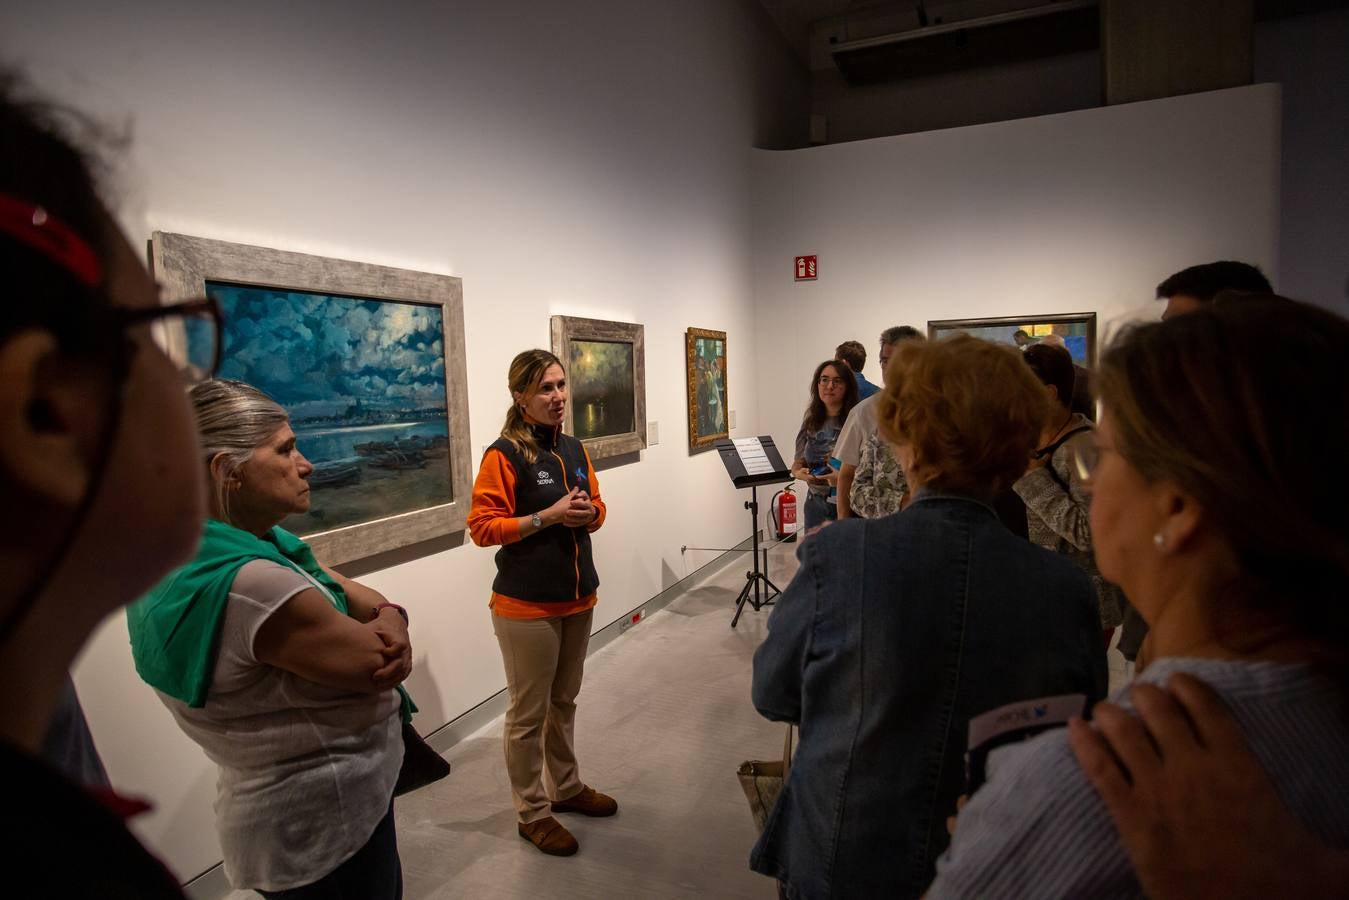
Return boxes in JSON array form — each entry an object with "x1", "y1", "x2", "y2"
[
  {"x1": 227, "y1": 535, "x2": 1128, "y2": 899},
  {"x1": 228, "y1": 539, "x2": 799, "y2": 900}
]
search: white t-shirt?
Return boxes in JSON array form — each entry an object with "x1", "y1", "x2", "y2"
[
  {"x1": 833, "y1": 393, "x2": 880, "y2": 468},
  {"x1": 159, "y1": 560, "x2": 403, "y2": 892}
]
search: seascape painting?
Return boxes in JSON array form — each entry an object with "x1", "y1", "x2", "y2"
[
  {"x1": 568, "y1": 339, "x2": 635, "y2": 441},
  {"x1": 686, "y1": 327, "x2": 728, "y2": 451},
  {"x1": 208, "y1": 281, "x2": 452, "y2": 536},
  {"x1": 928, "y1": 313, "x2": 1097, "y2": 366}
]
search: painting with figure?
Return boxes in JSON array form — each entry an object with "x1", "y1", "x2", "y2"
[
  {"x1": 209, "y1": 281, "x2": 452, "y2": 536},
  {"x1": 928, "y1": 313, "x2": 1098, "y2": 366},
  {"x1": 568, "y1": 339, "x2": 635, "y2": 441},
  {"x1": 685, "y1": 327, "x2": 728, "y2": 451}
]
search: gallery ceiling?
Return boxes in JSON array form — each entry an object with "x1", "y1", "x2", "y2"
[{"x1": 757, "y1": 0, "x2": 1349, "y2": 84}]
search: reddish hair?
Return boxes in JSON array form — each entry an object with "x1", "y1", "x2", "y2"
[{"x1": 878, "y1": 335, "x2": 1049, "y2": 495}]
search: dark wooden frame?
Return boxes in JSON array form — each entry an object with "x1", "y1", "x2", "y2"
[
  {"x1": 927, "y1": 311, "x2": 1099, "y2": 366},
  {"x1": 150, "y1": 231, "x2": 472, "y2": 564},
  {"x1": 549, "y1": 315, "x2": 647, "y2": 460},
  {"x1": 685, "y1": 327, "x2": 728, "y2": 453}
]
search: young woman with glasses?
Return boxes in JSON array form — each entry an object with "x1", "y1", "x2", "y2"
[{"x1": 791, "y1": 359, "x2": 859, "y2": 531}]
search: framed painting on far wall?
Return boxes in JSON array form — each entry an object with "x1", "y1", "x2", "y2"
[
  {"x1": 550, "y1": 315, "x2": 647, "y2": 461},
  {"x1": 685, "y1": 328, "x2": 727, "y2": 452},
  {"x1": 927, "y1": 312, "x2": 1098, "y2": 366},
  {"x1": 150, "y1": 231, "x2": 472, "y2": 565}
]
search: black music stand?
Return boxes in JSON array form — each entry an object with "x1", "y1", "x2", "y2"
[{"x1": 714, "y1": 437, "x2": 792, "y2": 628}]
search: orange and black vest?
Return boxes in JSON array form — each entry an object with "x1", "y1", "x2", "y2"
[{"x1": 488, "y1": 425, "x2": 600, "y2": 602}]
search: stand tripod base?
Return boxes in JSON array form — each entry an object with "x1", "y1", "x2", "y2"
[{"x1": 731, "y1": 568, "x2": 781, "y2": 628}]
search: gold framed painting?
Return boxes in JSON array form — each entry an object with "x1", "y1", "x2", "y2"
[{"x1": 685, "y1": 327, "x2": 728, "y2": 452}]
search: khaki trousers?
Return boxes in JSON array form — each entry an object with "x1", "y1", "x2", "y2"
[{"x1": 492, "y1": 608, "x2": 593, "y2": 823}]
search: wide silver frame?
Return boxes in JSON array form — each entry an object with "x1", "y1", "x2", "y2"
[
  {"x1": 151, "y1": 231, "x2": 472, "y2": 564},
  {"x1": 549, "y1": 314, "x2": 647, "y2": 461}
]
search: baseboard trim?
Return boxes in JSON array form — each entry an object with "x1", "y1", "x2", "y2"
[{"x1": 180, "y1": 535, "x2": 757, "y2": 898}]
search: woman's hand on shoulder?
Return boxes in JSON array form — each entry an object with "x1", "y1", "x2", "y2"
[{"x1": 1068, "y1": 674, "x2": 1346, "y2": 900}]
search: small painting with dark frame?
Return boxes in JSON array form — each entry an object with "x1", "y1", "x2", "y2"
[{"x1": 927, "y1": 312, "x2": 1098, "y2": 366}]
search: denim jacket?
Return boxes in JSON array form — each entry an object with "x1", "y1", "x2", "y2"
[{"x1": 750, "y1": 490, "x2": 1107, "y2": 899}]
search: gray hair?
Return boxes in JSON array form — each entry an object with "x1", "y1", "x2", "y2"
[{"x1": 189, "y1": 379, "x2": 289, "y2": 524}]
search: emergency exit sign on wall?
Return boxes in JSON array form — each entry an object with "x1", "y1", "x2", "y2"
[{"x1": 794, "y1": 255, "x2": 818, "y2": 281}]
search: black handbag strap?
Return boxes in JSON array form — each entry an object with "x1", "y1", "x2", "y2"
[{"x1": 1035, "y1": 424, "x2": 1093, "y2": 494}]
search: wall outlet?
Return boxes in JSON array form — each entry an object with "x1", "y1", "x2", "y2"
[
  {"x1": 648, "y1": 420, "x2": 659, "y2": 445},
  {"x1": 618, "y1": 608, "x2": 646, "y2": 633},
  {"x1": 728, "y1": 410, "x2": 737, "y2": 430}
]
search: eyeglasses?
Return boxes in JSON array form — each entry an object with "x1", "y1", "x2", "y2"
[
  {"x1": 818, "y1": 376, "x2": 848, "y2": 388},
  {"x1": 117, "y1": 296, "x2": 223, "y2": 383},
  {"x1": 1065, "y1": 431, "x2": 1101, "y2": 484}
]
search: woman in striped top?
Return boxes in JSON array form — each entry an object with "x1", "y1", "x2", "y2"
[{"x1": 929, "y1": 295, "x2": 1349, "y2": 898}]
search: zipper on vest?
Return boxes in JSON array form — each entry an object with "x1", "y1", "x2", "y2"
[{"x1": 551, "y1": 449, "x2": 582, "y2": 599}]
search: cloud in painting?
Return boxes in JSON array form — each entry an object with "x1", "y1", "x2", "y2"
[{"x1": 209, "y1": 282, "x2": 448, "y2": 420}]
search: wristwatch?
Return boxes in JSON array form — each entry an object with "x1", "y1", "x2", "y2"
[{"x1": 530, "y1": 512, "x2": 544, "y2": 529}]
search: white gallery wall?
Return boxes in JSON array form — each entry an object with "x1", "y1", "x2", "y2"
[
  {"x1": 1, "y1": 0, "x2": 807, "y2": 882},
  {"x1": 2, "y1": 3, "x2": 1288, "y2": 888},
  {"x1": 750, "y1": 84, "x2": 1281, "y2": 449}
]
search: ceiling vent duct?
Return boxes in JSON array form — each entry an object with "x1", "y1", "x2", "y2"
[{"x1": 829, "y1": 0, "x2": 1099, "y2": 84}]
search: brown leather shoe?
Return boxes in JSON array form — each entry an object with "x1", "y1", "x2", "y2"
[
  {"x1": 518, "y1": 816, "x2": 578, "y2": 856},
  {"x1": 551, "y1": 785, "x2": 618, "y2": 817}
]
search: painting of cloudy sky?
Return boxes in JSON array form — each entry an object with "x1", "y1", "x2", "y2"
[
  {"x1": 207, "y1": 281, "x2": 452, "y2": 533},
  {"x1": 209, "y1": 282, "x2": 447, "y2": 423}
]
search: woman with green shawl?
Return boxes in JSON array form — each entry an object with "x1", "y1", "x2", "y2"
[{"x1": 128, "y1": 379, "x2": 413, "y2": 899}]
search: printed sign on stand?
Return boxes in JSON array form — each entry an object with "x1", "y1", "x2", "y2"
[{"x1": 794, "y1": 255, "x2": 818, "y2": 281}]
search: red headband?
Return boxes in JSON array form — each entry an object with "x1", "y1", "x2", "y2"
[{"x1": 0, "y1": 193, "x2": 103, "y2": 287}]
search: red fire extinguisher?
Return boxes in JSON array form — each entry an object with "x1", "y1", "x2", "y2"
[{"x1": 770, "y1": 486, "x2": 799, "y2": 542}]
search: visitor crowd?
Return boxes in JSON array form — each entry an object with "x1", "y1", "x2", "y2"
[{"x1": 3, "y1": 76, "x2": 1346, "y2": 900}]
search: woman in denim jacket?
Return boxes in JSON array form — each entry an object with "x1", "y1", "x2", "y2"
[{"x1": 750, "y1": 335, "x2": 1107, "y2": 899}]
